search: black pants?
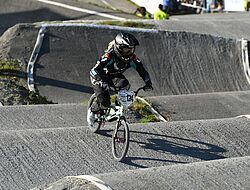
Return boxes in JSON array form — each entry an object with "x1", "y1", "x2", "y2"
[{"x1": 92, "y1": 74, "x2": 130, "y2": 112}]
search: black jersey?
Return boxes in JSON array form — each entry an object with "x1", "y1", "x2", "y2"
[{"x1": 90, "y1": 49, "x2": 151, "y2": 84}]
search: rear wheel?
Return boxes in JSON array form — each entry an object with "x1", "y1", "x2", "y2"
[
  {"x1": 87, "y1": 94, "x2": 104, "y2": 133},
  {"x1": 112, "y1": 117, "x2": 129, "y2": 161}
]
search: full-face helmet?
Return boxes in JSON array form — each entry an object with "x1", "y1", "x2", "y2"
[{"x1": 114, "y1": 32, "x2": 139, "y2": 61}]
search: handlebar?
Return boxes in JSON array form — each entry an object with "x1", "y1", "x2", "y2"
[
  {"x1": 109, "y1": 85, "x2": 152, "y2": 96},
  {"x1": 134, "y1": 87, "x2": 145, "y2": 96},
  {"x1": 134, "y1": 85, "x2": 153, "y2": 96}
]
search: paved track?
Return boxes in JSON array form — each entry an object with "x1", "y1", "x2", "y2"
[
  {"x1": 0, "y1": 90, "x2": 249, "y2": 131},
  {"x1": 33, "y1": 156, "x2": 250, "y2": 190},
  {"x1": 0, "y1": 118, "x2": 249, "y2": 189},
  {"x1": 158, "y1": 12, "x2": 250, "y2": 40},
  {"x1": 0, "y1": 104, "x2": 87, "y2": 131},
  {"x1": 0, "y1": 0, "x2": 137, "y2": 35},
  {"x1": 0, "y1": 1, "x2": 250, "y2": 190},
  {"x1": 148, "y1": 90, "x2": 250, "y2": 121},
  {"x1": 94, "y1": 156, "x2": 250, "y2": 190},
  {"x1": 1, "y1": 23, "x2": 249, "y2": 103}
]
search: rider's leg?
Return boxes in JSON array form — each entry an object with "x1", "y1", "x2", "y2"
[
  {"x1": 92, "y1": 84, "x2": 111, "y2": 113},
  {"x1": 88, "y1": 84, "x2": 110, "y2": 126},
  {"x1": 112, "y1": 74, "x2": 130, "y2": 90}
]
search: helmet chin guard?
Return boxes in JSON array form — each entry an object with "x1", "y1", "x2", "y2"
[{"x1": 114, "y1": 32, "x2": 139, "y2": 61}]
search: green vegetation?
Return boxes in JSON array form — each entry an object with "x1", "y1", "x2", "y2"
[
  {"x1": 27, "y1": 91, "x2": 54, "y2": 104},
  {"x1": 96, "y1": 21, "x2": 154, "y2": 29},
  {"x1": 0, "y1": 59, "x2": 19, "y2": 72},
  {"x1": 110, "y1": 94, "x2": 158, "y2": 123},
  {"x1": 0, "y1": 59, "x2": 54, "y2": 105},
  {"x1": 131, "y1": 98, "x2": 159, "y2": 123}
]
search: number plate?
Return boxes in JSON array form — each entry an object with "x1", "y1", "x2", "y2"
[{"x1": 118, "y1": 90, "x2": 134, "y2": 107}]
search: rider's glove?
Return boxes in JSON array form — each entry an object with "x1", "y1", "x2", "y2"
[
  {"x1": 144, "y1": 80, "x2": 153, "y2": 91},
  {"x1": 98, "y1": 81, "x2": 109, "y2": 89}
]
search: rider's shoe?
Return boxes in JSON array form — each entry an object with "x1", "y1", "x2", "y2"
[
  {"x1": 87, "y1": 108, "x2": 106, "y2": 126},
  {"x1": 87, "y1": 108, "x2": 96, "y2": 127}
]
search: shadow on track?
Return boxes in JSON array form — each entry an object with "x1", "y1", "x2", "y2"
[
  {"x1": 0, "y1": 70, "x2": 94, "y2": 94},
  {"x1": 0, "y1": 8, "x2": 71, "y2": 36},
  {"x1": 98, "y1": 129, "x2": 226, "y2": 168}
]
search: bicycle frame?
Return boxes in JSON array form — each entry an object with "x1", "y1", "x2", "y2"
[
  {"x1": 100, "y1": 87, "x2": 144, "y2": 123},
  {"x1": 87, "y1": 86, "x2": 148, "y2": 161}
]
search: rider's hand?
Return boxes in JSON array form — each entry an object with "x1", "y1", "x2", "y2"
[
  {"x1": 144, "y1": 80, "x2": 153, "y2": 91},
  {"x1": 99, "y1": 81, "x2": 109, "y2": 89}
]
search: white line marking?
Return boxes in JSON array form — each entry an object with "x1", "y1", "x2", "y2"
[
  {"x1": 69, "y1": 175, "x2": 113, "y2": 190},
  {"x1": 27, "y1": 26, "x2": 46, "y2": 91},
  {"x1": 236, "y1": 115, "x2": 250, "y2": 118},
  {"x1": 241, "y1": 38, "x2": 250, "y2": 85},
  {"x1": 37, "y1": 0, "x2": 126, "y2": 20}
]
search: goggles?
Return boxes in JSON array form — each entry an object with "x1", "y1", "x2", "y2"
[{"x1": 119, "y1": 46, "x2": 135, "y2": 58}]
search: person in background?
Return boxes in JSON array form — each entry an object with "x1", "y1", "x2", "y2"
[
  {"x1": 216, "y1": 0, "x2": 223, "y2": 12},
  {"x1": 163, "y1": 0, "x2": 171, "y2": 13},
  {"x1": 154, "y1": 4, "x2": 169, "y2": 20},
  {"x1": 163, "y1": 0, "x2": 179, "y2": 13},
  {"x1": 206, "y1": 0, "x2": 213, "y2": 12},
  {"x1": 134, "y1": 6, "x2": 152, "y2": 19},
  {"x1": 245, "y1": 0, "x2": 250, "y2": 11}
]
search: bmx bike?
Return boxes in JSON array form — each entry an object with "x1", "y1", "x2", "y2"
[{"x1": 87, "y1": 86, "x2": 147, "y2": 161}]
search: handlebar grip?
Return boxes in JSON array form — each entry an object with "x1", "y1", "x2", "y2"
[{"x1": 134, "y1": 87, "x2": 145, "y2": 96}]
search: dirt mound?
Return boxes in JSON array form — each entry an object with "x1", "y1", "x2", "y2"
[{"x1": 1, "y1": 24, "x2": 248, "y2": 103}]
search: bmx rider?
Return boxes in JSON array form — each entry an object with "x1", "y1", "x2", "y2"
[{"x1": 87, "y1": 32, "x2": 153, "y2": 126}]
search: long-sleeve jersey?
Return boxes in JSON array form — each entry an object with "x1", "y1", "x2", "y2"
[{"x1": 90, "y1": 48, "x2": 151, "y2": 84}]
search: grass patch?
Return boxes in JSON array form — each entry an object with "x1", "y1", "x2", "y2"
[
  {"x1": 110, "y1": 94, "x2": 158, "y2": 123},
  {"x1": 96, "y1": 21, "x2": 154, "y2": 29},
  {"x1": 131, "y1": 98, "x2": 159, "y2": 123},
  {"x1": 27, "y1": 91, "x2": 54, "y2": 104},
  {"x1": 0, "y1": 59, "x2": 55, "y2": 105},
  {"x1": 0, "y1": 59, "x2": 19, "y2": 72}
]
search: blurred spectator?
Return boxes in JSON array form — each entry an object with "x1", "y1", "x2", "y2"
[
  {"x1": 245, "y1": 0, "x2": 250, "y2": 11},
  {"x1": 206, "y1": 0, "x2": 213, "y2": 12},
  {"x1": 211, "y1": 0, "x2": 223, "y2": 13},
  {"x1": 134, "y1": 6, "x2": 152, "y2": 19},
  {"x1": 216, "y1": 0, "x2": 223, "y2": 12},
  {"x1": 154, "y1": 4, "x2": 169, "y2": 20},
  {"x1": 163, "y1": 0, "x2": 180, "y2": 13},
  {"x1": 163, "y1": 0, "x2": 172, "y2": 12}
]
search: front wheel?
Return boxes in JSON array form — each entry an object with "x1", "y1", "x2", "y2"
[
  {"x1": 87, "y1": 94, "x2": 104, "y2": 133},
  {"x1": 112, "y1": 117, "x2": 129, "y2": 161}
]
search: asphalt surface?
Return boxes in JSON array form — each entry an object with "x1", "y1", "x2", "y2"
[
  {"x1": 157, "y1": 12, "x2": 250, "y2": 40},
  {"x1": 0, "y1": 117, "x2": 249, "y2": 189},
  {"x1": 33, "y1": 156, "x2": 250, "y2": 190},
  {"x1": 0, "y1": 1, "x2": 250, "y2": 190},
  {"x1": 1, "y1": 23, "x2": 249, "y2": 103},
  {"x1": 0, "y1": 104, "x2": 87, "y2": 131},
  {"x1": 0, "y1": 0, "x2": 138, "y2": 35},
  {"x1": 148, "y1": 90, "x2": 250, "y2": 121},
  {"x1": 94, "y1": 156, "x2": 250, "y2": 190},
  {"x1": 0, "y1": 90, "x2": 249, "y2": 130}
]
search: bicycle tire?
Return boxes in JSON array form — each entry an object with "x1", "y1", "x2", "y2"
[
  {"x1": 112, "y1": 116, "x2": 129, "y2": 161},
  {"x1": 87, "y1": 94, "x2": 104, "y2": 133}
]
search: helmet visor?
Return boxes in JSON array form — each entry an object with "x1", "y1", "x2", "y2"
[{"x1": 120, "y1": 46, "x2": 135, "y2": 58}]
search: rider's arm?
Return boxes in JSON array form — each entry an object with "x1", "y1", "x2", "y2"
[
  {"x1": 130, "y1": 55, "x2": 152, "y2": 85},
  {"x1": 90, "y1": 53, "x2": 111, "y2": 81}
]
